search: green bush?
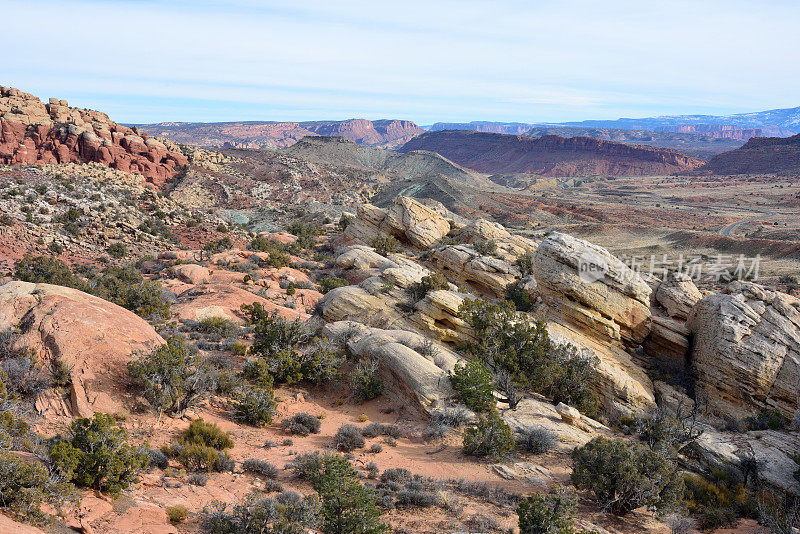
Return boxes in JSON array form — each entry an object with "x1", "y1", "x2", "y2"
[
  {"x1": 286, "y1": 222, "x2": 321, "y2": 250},
  {"x1": 267, "y1": 250, "x2": 291, "y2": 268},
  {"x1": 107, "y1": 242, "x2": 127, "y2": 259},
  {"x1": 459, "y1": 299, "x2": 597, "y2": 415},
  {"x1": 334, "y1": 424, "x2": 365, "y2": 452},
  {"x1": 745, "y1": 408, "x2": 788, "y2": 431},
  {"x1": 683, "y1": 471, "x2": 755, "y2": 529},
  {"x1": 312, "y1": 454, "x2": 390, "y2": 534},
  {"x1": 242, "y1": 458, "x2": 279, "y2": 479},
  {"x1": 319, "y1": 276, "x2": 349, "y2": 294},
  {"x1": 196, "y1": 316, "x2": 239, "y2": 338},
  {"x1": 350, "y1": 359, "x2": 383, "y2": 402},
  {"x1": 128, "y1": 335, "x2": 217, "y2": 417},
  {"x1": 282, "y1": 413, "x2": 322, "y2": 436},
  {"x1": 233, "y1": 384, "x2": 277, "y2": 426},
  {"x1": 517, "y1": 253, "x2": 534, "y2": 277},
  {"x1": 0, "y1": 449, "x2": 76, "y2": 525},
  {"x1": 371, "y1": 235, "x2": 400, "y2": 256},
  {"x1": 204, "y1": 236, "x2": 233, "y2": 254},
  {"x1": 409, "y1": 272, "x2": 449, "y2": 300},
  {"x1": 92, "y1": 265, "x2": 171, "y2": 320},
  {"x1": 169, "y1": 420, "x2": 234, "y2": 473},
  {"x1": 505, "y1": 280, "x2": 533, "y2": 311},
  {"x1": 14, "y1": 255, "x2": 87, "y2": 290},
  {"x1": 449, "y1": 359, "x2": 495, "y2": 412},
  {"x1": 570, "y1": 436, "x2": 682, "y2": 516},
  {"x1": 473, "y1": 239, "x2": 497, "y2": 256},
  {"x1": 517, "y1": 484, "x2": 578, "y2": 534},
  {"x1": 243, "y1": 303, "x2": 311, "y2": 359},
  {"x1": 49, "y1": 413, "x2": 147, "y2": 497},
  {"x1": 180, "y1": 419, "x2": 234, "y2": 450},
  {"x1": 201, "y1": 491, "x2": 320, "y2": 534},
  {"x1": 167, "y1": 504, "x2": 189, "y2": 524},
  {"x1": 462, "y1": 410, "x2": 515, "y2": 461}
]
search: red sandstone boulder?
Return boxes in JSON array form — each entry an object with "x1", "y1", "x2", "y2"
[{"x1": 0, "y1": 281, "x2": 165, "y2": 418}]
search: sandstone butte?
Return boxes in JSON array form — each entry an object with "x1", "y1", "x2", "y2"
[{"x1": 0, "y1": 86, "x2": 188, "y2": 186}]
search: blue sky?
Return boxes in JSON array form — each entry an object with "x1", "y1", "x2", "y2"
[{"x1": 1, "y1": 0, "x2": 798, "y2": 124}]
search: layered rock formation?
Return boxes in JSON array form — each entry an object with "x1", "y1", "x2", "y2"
[
  {"x1": 533, "y1": 232, "x2": 656, "y2": 414},
  {"x1": 137, "y1": 118, "x2": 424, "y2": 150},
  {"x1": 698, "y1": 132, "x2": 800, "y2": 175},
  {"x1": 643, "y1": 272, "x2": 703, "y2": 366},
  {"x1": 0, "y1": 86, "x2": 188, "y2": 185},
  {"x1": 0, "y1": 281, "x2": 165, "y2": 418},
  {"x1": 533, "y1": 232, "x2": 652, "y2": 346},
  {"x1": 399, "y1": 130, "x2": 705, "y2": 177},
  {"x1": 343, "y1": 196, "x2": 452, "y2": 250},
  {"x1": 688, "y1": 281, "x2": 800, "y2": 420}
]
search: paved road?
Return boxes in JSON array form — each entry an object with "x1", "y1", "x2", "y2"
[{"x1": 719, "y1": 211, "x2": 776, "y2": 237}]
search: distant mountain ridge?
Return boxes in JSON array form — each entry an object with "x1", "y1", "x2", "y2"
[
  {"x1": 136, "y1": 118, "x2": 423, "y2": 150},
  {"x1": 558, "y1": 105, "x2": 800, "y2": 137},
  {"x1": 697, "y1": 133, "x2": 800, "y2": 175},
  {"x1": 399, "y1": 130, "x2": 705, "y2": 177}
]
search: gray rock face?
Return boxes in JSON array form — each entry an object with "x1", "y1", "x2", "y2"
[
  {"x1": 343, "y1": 196, "x2": 451, "y2": 249},
  {"x1": 533, "y1": 231, "x2": 652, "y2": 346},
  {"x1": 688, "y1": 281, "x2": 800, "y2": 420},
  {"x1": 322, "y1": 321, "x2": 457, "y2": 415}
]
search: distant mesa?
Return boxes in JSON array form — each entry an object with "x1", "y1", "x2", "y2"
[
  {"x1": 136, "y1": 118, "x2": 424, "y2": 150},
  {"x1": 0, "y1": 86, "x2": 187, "y2": 185},
  {"x1": 398, "y1": 129, "x2": 705, "y2": 177},
  {"x1": 695, "y1": 132, "x2": 800, "y2": 175}
]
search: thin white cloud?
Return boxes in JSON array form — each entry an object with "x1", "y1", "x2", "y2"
[{"x1": 1, "y1": 0, "x2": 797, "y2": 123}]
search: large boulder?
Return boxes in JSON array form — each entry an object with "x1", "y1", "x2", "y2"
[
  {"x1": 344, "y1": 196, "x2": 451, "y2": 249},
  {"x1": 533, "y1": 232, "x2": 652, "y2": 346},
  {"x1": 322, "y1": 321, "x2": 458, "y2": 415},
  {"x1": 0, "y1": 281, "x2": 164, "y2": 417},
  {"x1": 429, "y1": 244, "x2": 521, "y2": 298},
  {"x1": 688, "y1": 281, "x2": 800, "y2": 420}
]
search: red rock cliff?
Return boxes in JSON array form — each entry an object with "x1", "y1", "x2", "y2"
[{"x1": 0, "y1": 86, "x2": 188, "y2": 185}]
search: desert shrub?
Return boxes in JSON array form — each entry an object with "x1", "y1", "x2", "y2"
[
  {"x1": 242, "y1": 459, "x2": 279, "y2": 479},
  {"x1": 683, "y1": 471, "x2": 755, "y2": 529},
  {"x1": 350, "y1": 359, "x2": 383, "y2": 402},
  {"x1": 367, "y1": 444, "x2": 382, "y2": 454},
  {"x1": 395, "y1": 480, "x2": 441, "y2": 508},
  {"x1": 409, "y1": 272, "x2": 449, "y2": 300},
  {"x1": 473, "y1": 239, "x2": 497, "y2": 256},
  {"x1": 449, "y1": 359, "x2": 495, "y2": 412},
  {"x1": 148, "y1": 448, "x2": 169, "y2": 470},
  {"x1": 249, "y1": 236, "x2": 290, "y2": 254},
  {"x1": 196, "y1": 316, "x2": 239, "y2": 338},
  {"x1": 0, "y1": 352, "x2": 51, "y2": 397},
  {"x1": 312, "y1": 454, "x2": 390, "y2": 534},
  {"x1": 14, "y1": 255, "x2": 87, "y2": 290},
  {"x1": 50, "y1": 357, "x2": 72, "y2": 387},
  {"x1": 570, "y1": 436, "x2": 682, "y2": 516},
  {"x1": 243, "y1": 304, "x2": 341, "y2": 385},
  {"x1": 517, "y1": 253, "x2": 534, "y2": 277},
  {"x1": 128, "y1": 335, "x2": 217, "y2": 417},
  {"x1": 289, "y1": 451, "x2": 331, "y2": 482},
  {"x1": 516, "y1": 426, "x2": 557, "y2": 454},
  {"x1": 169, "y1": 420, "x2": 234, "y2": 473},
  {"x1": 462, "y1": 410, "x2": 515, "y2": 461},
  {"x1": 319, "y1": 276, "x2": 349, "y2": 294},
  {"x1": 371, "y1": 235, "x2": 400, "y2": 256},
  {"x1": 0, "y1": 449, "x2": 75, "y2": 525},
  {"x1": 107, "y1": 242, "x2": 127, "y2": 259},
  {"x1": 745, "y1": 408, "x2": 788, "y2": 431},
  {"x1": 361, "y1": 422, "x2": 401, "y2": 439},
  {"x1": 233, "y1": 384, "x2": 277, "y2": 426},
  {"x1": 431, "y1": 405, "x2": 472, "y2": 428},
  {"x1": 282, "y1": 412, "x2": 322, "y2": 436},
  {"x1": 286, "y1": 222, "x2": 321, "y2": 250},
  {"x1": 167, "y1": 504, "x2": 189, "y2": 524},
  {"x1": 188, "y1": 473, "x2": 209, "y2": 486},
  {"x1": 49, "y1": 413, "x2": 147, "y2": 497},
  {"x1": 200, "y1": 490, "x2": 321, "y2": 534},
  {"x1": 505, "y1": 280, "x2": 534, "y2": 311},
  {"x1": 334, "y1": 424, "x2": 365, "y2": 452},
  {"x1": 266, "y1": 250, "x2": 292, "y2": 268},
  {"x1": 204, "y1": 236, "x2": 233, "y2": 254},
  {"x1": 92, "y1": 265, "x2": 171, "y2": 319},
  {"x1": 517, "y1": 484, "x2": 578, "y2": 534},
  {"x1": 459, "y1": 299, "x2": 598, "y2": 414},
  {"x1": 338, "y1": 214, "x2": 351, "y2": 231},
  {"x1": 180, "y1": 419, "x2": 234, "y2": 450}
]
